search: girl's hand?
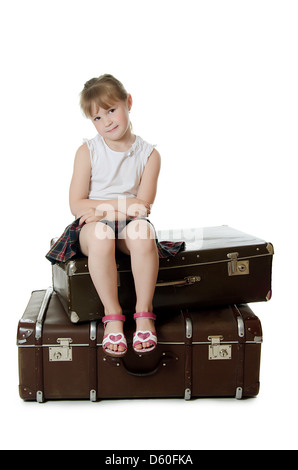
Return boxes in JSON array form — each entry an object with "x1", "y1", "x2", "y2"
[
  {"x1": 78, "y1": 199, "x2": 151, "y2": 225},
  {"x1": 126, "y1": 199, "x2": 151, "y2": 218},
  {"x1": 79, "y1": 208, "x2": 102, "y2": 225},
  {"x1": 78, "y1": 207, "x2": 122, "y2": 224}
]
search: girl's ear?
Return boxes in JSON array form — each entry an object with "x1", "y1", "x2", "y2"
[{"x1": 127, "y1": 94, "x2": 133, "y2": 111}]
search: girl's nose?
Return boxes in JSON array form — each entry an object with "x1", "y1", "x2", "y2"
[{"x1": 104, "y1": 116, "x2": 112, "y2": 127}]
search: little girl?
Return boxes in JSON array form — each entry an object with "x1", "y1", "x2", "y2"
[{"x1": 46, "y1": 74, "x2": 184, "y2": 357}]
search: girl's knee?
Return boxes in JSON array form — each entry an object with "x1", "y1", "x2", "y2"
[
  {"x1": 94, "y1": 221, "x2": 115, "y2": 241},
  {"x1": 125, "y1": 219, "x2": 156, "y2": 242},
  {"x1": 126, "y1": 222, "x2": 157, "y2": 254},
  {"x1": 80, "y1": 222, "x2": 115, "y2": 256}
]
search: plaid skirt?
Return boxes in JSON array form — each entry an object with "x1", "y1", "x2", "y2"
[{"x1": 45, "y1": 217, "x2": 185, "y2": 265}]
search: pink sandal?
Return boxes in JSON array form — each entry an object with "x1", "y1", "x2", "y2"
[
  {"x1": 102, "y1": 314, "x2": 127, "y2": 357},
  {"x1": 133, "y1": 312, "x2": 157, "y2": 354}
]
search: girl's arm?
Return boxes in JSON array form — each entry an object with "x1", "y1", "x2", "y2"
[
  {"x1": 69, "y1": 143, "x2": 119, "y2": 218},
  {"x1": 136, "y1": 149, "x2": 161, "y2": 205},
  {"x1": 69, "y1": 143, "x2": 99, "y2": 217}
]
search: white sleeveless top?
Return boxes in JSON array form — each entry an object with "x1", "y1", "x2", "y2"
[{"x1": 84, "y1": 134, "x2": 155, "y2": 200}]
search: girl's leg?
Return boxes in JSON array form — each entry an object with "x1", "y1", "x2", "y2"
[
  {"x1": 117, "y1": 219, "x2": 159, "y2": 350},
  {"x1": 79, "y1": 222, "x2": 125, "y2": 353}
]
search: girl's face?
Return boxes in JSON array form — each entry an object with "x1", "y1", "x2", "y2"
[{"x1": 91, "y1": 95, "x2": 132, "y2": 143}]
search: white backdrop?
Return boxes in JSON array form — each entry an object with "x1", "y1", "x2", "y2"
[{"x1": 1, "y1": 0, "x2": 297, "y2": 450}]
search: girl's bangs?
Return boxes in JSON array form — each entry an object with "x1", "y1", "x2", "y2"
[
  {"x1": 81, "y1": 76, "x2": 128, "y2": 118},
  {"x1": 86, "y1": 92, "x2": 120, "y2": 118},
  {"x1": 94, "y1": 93, "x2": 117, "y2": 111}
]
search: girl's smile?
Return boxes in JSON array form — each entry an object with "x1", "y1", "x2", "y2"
[{"x1": 107, "y1": 125, "x2": 119, "y2": 133}]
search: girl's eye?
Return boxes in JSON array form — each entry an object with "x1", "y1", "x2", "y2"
[
  {"x1": 109, "y1": 108, "x2": 116, "y2": 114},
  {"x1": 94, "y1": 116, "x2": 101, "y2": 121}
]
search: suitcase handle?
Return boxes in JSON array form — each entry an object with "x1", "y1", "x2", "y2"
[
  {"x1": 105, "y1": 353, "x2": 176, "y2": 377},
  {"x1": 156, "y1": 276, "x2": 201, "y2": 287}
]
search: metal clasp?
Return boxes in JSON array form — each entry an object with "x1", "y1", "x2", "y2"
[
  {"x1": 227, "y1": 252, "x2": 249, "y2": 276},
  {"x1": 208, "y1": 335, "x2": 232, "y2": 360},
  {"x1": 49, "y1": 338, "x2": 73, "y2": 362}
]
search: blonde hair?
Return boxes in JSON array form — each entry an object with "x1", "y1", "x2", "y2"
[{"x1": 80, "y1": 74, "x2": 129, "y2": 118}]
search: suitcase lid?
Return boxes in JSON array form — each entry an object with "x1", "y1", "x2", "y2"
[
  {"x1": 17, "y1": 291, "x2": 262, "y2": 354},
  {"x1": 158, "y1": 225, "x2": 273, "y2": 268},
  {"x1": 59, "y1": 225, "x2": 273, "y2": 273}
]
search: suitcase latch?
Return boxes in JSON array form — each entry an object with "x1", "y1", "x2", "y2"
[
  {"x1": 208, "y1": 336, "x2": 232, "y2": 360},
  {"x1": 227, "y1": 252, "x2": 249, "y2": 276},
  {"x1": 49, "y1": 338, "x2": 73, "y2": 362}
]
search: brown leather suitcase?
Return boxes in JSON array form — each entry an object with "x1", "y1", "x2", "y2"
[
  {"x1": 51, "y1": 225, "x2": 274, "y2": 323},
  {"x1": 17, "y1": 288, "x2": 262, "y2": 402}
]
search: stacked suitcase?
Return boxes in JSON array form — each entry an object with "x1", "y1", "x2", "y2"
[{"x1": 17, "y1": 225, "x2": 273, "y2": 402}]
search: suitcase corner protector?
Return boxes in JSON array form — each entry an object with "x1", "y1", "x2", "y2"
[
  {"x1": 67, "y1": 260, "x2": 77, "y2": 276},
  {"x1": 266, "y1": 242, "x2": 274, "y2": 255},
  {"x1": 70, "y1": 311, "x2": 80, "y2": 323}
]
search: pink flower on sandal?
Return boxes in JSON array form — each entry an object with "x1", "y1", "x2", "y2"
[
  {"x1": 102, "y1": 314, "x2": 127, "y2": 357},
  {"x1": 133, "y1": 312, "x2": 157, "y2": 354}
]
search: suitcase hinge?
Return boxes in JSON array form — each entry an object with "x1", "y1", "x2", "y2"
[
  {"x1": 49, "y1": 338, "x2": 73, "y2": 362},
  {"x1": 208, "y1": 336, "x2": 232, "y2": 360},
  {"x1": 227, "y1": 252, "x2": 249, "y2": 276}
]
